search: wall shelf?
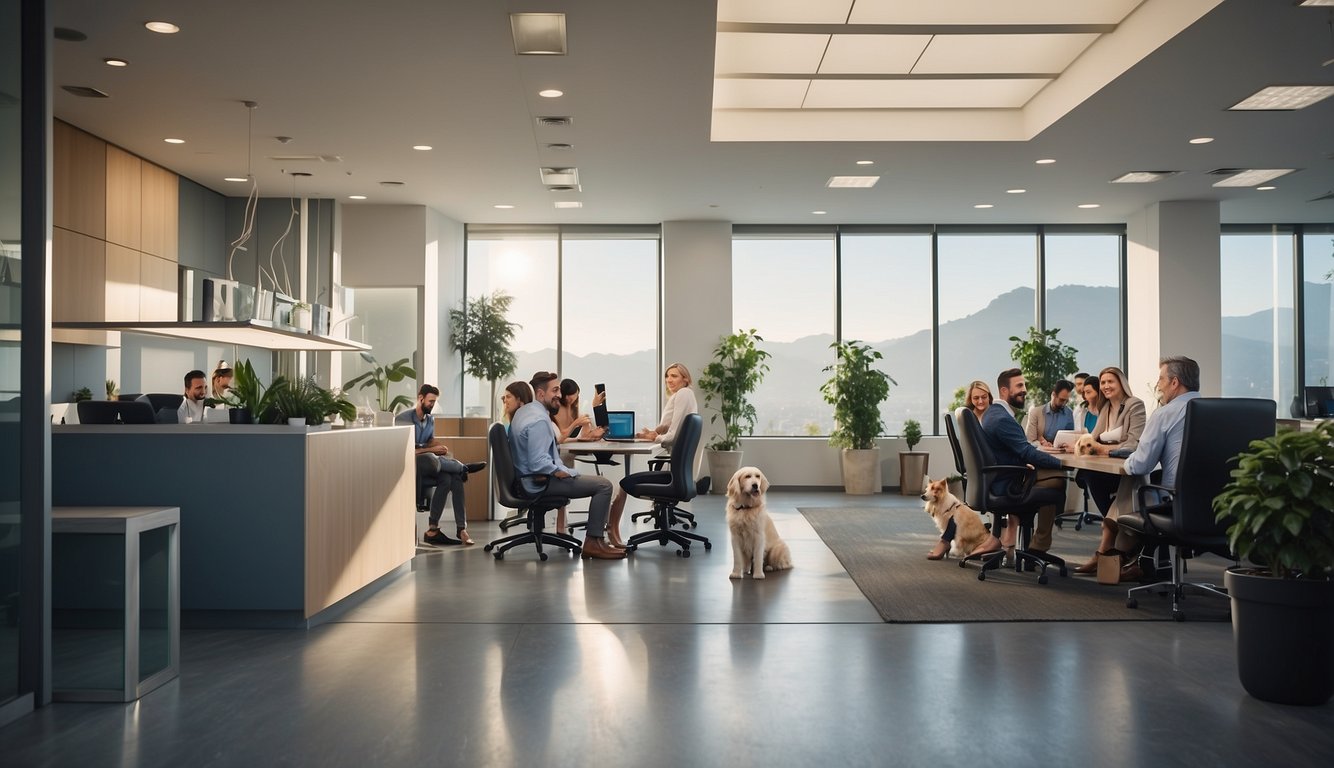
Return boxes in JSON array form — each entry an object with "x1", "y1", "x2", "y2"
[{"x1": 52, "y1": 321, "x2": 371, "y2": 352}]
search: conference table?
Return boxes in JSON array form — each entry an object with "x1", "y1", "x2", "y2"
[
  {"x1": 564, "y1": 439, "x2": 661, "y2": 477},
  {"x1": 1052, "y1": 450, "x2": 1139, "y2": 519}
]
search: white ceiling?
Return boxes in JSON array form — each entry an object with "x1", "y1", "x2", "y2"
[{"x1": 49, "y1": 0, "x2": 1334, "y2": 226}]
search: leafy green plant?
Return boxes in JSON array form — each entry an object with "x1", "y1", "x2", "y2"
[
  {"x1": 72, "y1": 387, "x2": 93, "y2": 403},
  {"x1": 947, "y1": 386, "x2": 967, "y2": 412},
  {"x1": 343, "y1": 353, "x2": 416, "y2": 413},
  {"x1": 264, "y1": 376, "x2": 356, "y2": 425},
  {"x1": 449, "y1": 291, "x2": 520, "y2": 418},
  {"x1": 902, "y1": 418, "x2": 922, "y2": 451},
  {"x1": 105, "y1": 379, "x2": 118, "y2": 400},
  {"x1": 209, "y1": 359, "x2": 274, "y2": 417},
  {"x1": 1008, "y1": 327, "x2": 1079, "y2": 406},
  {"x1": 820, "y1": 340, "x2": 895, "y2": 450},
  {"x1": 1214, "y1": 422, "x2": 1334, "y2": 580},
  {"x1": 698, "y1": 329, "x2": 771, "y2": 451}
]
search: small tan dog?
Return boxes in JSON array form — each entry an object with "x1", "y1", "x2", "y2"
[
  {"x1": 1075, "y1": 434, "x2": 1098, "y2": 456},
  {"x1": 921, "y1": 477, "x2": 997, "y2": 558},
  {"x1": 725, "y1": 466, "x2": 793, "y2": 579}
]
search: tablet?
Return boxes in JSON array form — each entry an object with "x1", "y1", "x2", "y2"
[{"x1": 1051, "y1": 429, "x2": 1078, "y2": 450}]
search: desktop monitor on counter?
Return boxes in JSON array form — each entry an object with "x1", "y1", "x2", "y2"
[{"x1": 1303, "y1": 386, "x2": 1334, "y2": 418}]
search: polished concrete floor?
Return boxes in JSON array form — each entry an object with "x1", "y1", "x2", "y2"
[{"x1": 1, "y1": 492, "x2": 1331, "y2": 767}]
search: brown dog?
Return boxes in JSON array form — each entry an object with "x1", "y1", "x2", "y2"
[{"x1": 921, "y1": 477, "x2": 996, "y2": 558}]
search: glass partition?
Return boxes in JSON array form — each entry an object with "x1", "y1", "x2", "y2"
[
  {"x1": 1221, "y1": 228, "x2": 1296, "y2": 416},
  {"x1": 0, "y1": 0, "x2": 22, "y2": 707}
]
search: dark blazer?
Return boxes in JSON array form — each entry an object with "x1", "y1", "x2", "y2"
[{"x1": 981, "y1": 402, "x2": 1062, "y2": 494}]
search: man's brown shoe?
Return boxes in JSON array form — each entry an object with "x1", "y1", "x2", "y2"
[{"x1": 580, "y1": 538, "x2": 626, "y2": 559}]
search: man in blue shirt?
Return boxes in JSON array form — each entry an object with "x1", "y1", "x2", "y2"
[
  {"x1": 1024, "y1": 379, "x2": 1075, "y2": 447},
  {"x1": 981, "y1": 368, "x2": 1066, "y2": 554},
  {"x1": 510, "y1": 371, "x2": 624, "y2": 560},
  {"x1": 397, "y1": 384, "x2": 487, "y2": 546}
]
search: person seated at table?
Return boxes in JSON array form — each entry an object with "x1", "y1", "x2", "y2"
[
  {"x1": 981, "y1": 368, "x2": 1066, "y2": 558},
  {"x1": 501, "y1": 380, "x2": 532, "y2": 426},
  {"x1": 1072, "y1": 376, "x2": 1102, "y2": 434},
  {"x1": 551, "y1": 379, "x2": 606, "y2": 533},
  {"x1": 1081, "y1": 366, "x2": 1147, "y2": 514},
  {"x1": 178, "y1": 369, "x2": 207, "y2": 424},
  {"x1": 210, "y1": 360, "x2": 234, "y2": 401},
  {"x1": 964, "y1": 379, "x2": 992, "y2": 423},
  {"x1": 928, "y1": 380, "x2": 999, "y2": 559},
  {"x1": 397, "y1": 384, "x2": 487, "y2": 546},
  {"x1": 1024, "y1": 378, "x2": 1075, "y2": 447},
  {"x1": 1074, "y1": 356, "x2": 1201, "y2": 580}
]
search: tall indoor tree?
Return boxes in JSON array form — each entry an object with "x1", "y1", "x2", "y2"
[{"x1": 449, "y1": 291, "x2": 520, "y2": 419}]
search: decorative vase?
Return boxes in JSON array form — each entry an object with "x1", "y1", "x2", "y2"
[
  {"x1": 1225, "y1": 568, "x2": 1334, "y2": 706},
  {"x1": 705, "y1": 449, "x2": 743, "y2": 493},
  {"x1": 842, "y1": 447, "x2": 881, "y2": 495},
  {"x1": 228, "y1": 408, "x2": 253, "y2": 424},
  {"x1": 287, "y1": 417, "x2": 306, "y2": 427},
  {"x1": 375, "y1": 410, "x2": 396, "y2": 427},
  {"x1": 898, "y1": 451, "x2": 929, "y2": 495}
]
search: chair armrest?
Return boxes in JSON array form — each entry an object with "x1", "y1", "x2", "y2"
[
  {"x1": 624, "y1": 470, "x2": 672, "y2": 486},
  {"x1": 1134, "y1": 483, "x2": 1174, "y2": 514},
  {"x1": 978, "y1": 463, "x2": 1037, "y2": 502},
  {"x1": 647, "y1": 456, "x2": 671, "y2": 471}
]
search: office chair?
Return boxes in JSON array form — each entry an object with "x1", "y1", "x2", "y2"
[
  {"x1": 629, "y1": 451, "x2": 699, "y2": 529},
  {"x1": 621, "y1": 413, "x2": 710, "y2": 557},
  {"x1": 140, "y1": 393, "x2": 185, "y2": 412},
  {"x1": 76, "y1": 400, "x2": 156, "y2": 425},
  {"x1": 942, "y1": 410, "x2": 968, "y2": 497},
  {"x1": 953, "y1": 407, "x2": 1068, "y2": 584},
  {"x1": 483, "y1": 422, "x2": 579, "y2": 561},
  {"x1": 1120, "y1": 397, "x2": 1273, "y2": 620}
]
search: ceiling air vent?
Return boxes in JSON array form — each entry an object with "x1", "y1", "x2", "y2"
[
  {"x1": 1309, "y1": 191, "x2": 1334, "y2": 202},
  {"x1": 62, "y1": 85, "x2": 109, "y2": 98},
  {"x1": 537, "y1": 116, "x2": 572, "y2": 127},
  {"x1": 547, "y1": 185, "x2": 581, "y2": 192}
]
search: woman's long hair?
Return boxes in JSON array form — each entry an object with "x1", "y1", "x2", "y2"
[{"x1": 559, "y1": 378, "x2": 581, "y2": 419}]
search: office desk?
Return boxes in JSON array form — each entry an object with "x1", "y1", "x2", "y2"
[
  {"x1": 564, "y1": 440, "x2": 660, "y2": 477},
  {"x1": 1053, "y1": 452, "x2": 1129, "y2": 475}
]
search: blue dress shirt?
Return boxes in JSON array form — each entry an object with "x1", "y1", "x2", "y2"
[
  {"x1": 1037, "y1": 403, "x2": 1074, "y2": 443},
  {"x1": 1123, "y1": 391, "x2": 1200, "y2": 489}
]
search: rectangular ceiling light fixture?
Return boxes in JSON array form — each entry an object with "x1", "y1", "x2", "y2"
[
  {"x1": 511, "y1": 13, "x2": 567, "y2": 55},
  {"x1": 826, "y1": 176, "x2": 880, "y2": 188},
  {"x1": 1229, "y1": 85, "x2": 1334, "y2": 110},
  {"x1": 553, "y1": 201, "x2": 583, "y2": 209},
  {"x1": 1110, "y1": 171, "x2": 1182, "y2": 183},
  {"x1": 1211, "y1": 169, "x2": 1297, "y2": 187},
  {"x1": 540, "y1": 167, "x2": 579, "y2": 186},
  {"x1": 1297, "y1": 1, "x2": 1334, "y2": 7}
]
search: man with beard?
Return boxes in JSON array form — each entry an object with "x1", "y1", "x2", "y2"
[
  {"x1": 981, "y1": 368, "x2": 1066, "y2": 555},
  {"x1": 397, "y1": 384, "x2": 487, "y2": 546}
]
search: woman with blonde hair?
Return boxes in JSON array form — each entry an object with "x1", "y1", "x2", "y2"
[{"x1": 964, "y1": 379, "x2": 992, "y2": 423}]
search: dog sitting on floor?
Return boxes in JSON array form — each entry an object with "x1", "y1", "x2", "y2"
[
  {"x1": 1075, "y1": 433, "x2": 1098, "y2": 456},
  {"x1": 725, "y1": 466, "x2": 793, "y2": 579},
  {"x1": 921, "y1": 477, "x2": 999, "y2": 559}
]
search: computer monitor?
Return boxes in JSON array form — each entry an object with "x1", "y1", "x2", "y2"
[
  {"x1": 1303, "y1": 386, "x2": 1334, "y2": 418},
  {"x1": 605, "y1": 410, "x2": 636, "y2": 440}
]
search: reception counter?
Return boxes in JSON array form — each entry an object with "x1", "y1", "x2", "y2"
[{"x1": 52, "y1": 424, "x2": 414, "y2": 626}]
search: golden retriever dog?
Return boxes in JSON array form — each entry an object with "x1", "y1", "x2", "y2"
[
  {"x1": 725, "y1": 466, "x2": 793, "y2": 579},
  {"x1": 1075, "y1": 434, "x2": 1098, "y2": 456},
  {"x1": 921, "y1": 477, "x2": 997, "y2": 558}
]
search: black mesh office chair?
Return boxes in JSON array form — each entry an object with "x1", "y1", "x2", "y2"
[
  {"x1": 629, "y1": 451, "x2": 698, "y2": 529},
  {"x1": 1120, "y1": 397, "x2": 1273, "y2": 620},
  {"x1": 76, "y1": 400, "x2": 156, "y2": 425},
  {"x1": 621, "y1": 413, "x2": 710, "y2": 557},
  {"x1": 483, "y1": 422, "x2": 579, "y2": 561},
  {"x1": 954, "y1": 407, "x2": 1068, "y2": 583},
  {"x1": 942, "y1": 410, "x2": 968, "y2": 497}
]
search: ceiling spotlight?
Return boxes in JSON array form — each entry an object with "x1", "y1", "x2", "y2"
[
  {"x1": 1036, "y1": 158, "x2": 1056, "y2": 165},
  {"x1": 1006, "y1": 189, "x2": 1026, "y2": 194},
  {"x1": 348, "y1": 195, "x2": 367, "y2": 200},
  {"x1": 855, "y1": 160, "x2": 874, "y2": 166},
  {"x1": 493, "y1": 204, "x2": 515, "y2": 209},
  {"x1": 412, "y1": 145, "x2": 432, "y2": 151},
  {"x1": 812, "y1": 210, "x2": 827, "y2": 215},
  {"x1": 539, "y1": 89, "x2": 564, "y2": 98},
  {"x1": 223, "y1": 177, "x2": 248, "y2": 183},
  {"x1": 1189, "y1": 137, "x2": 1214, "y2": 144},
  {"x1": 974, "y1": 204, "x2": 994, "y2": 209},
  {"x1": 144, "y1": 21, "x2": 180, "y2": 34},
  {"x1": 1078, "y1": 203, "x2": 1101, "y2": 209},
  {"x1": 104, "y1": 58, "x2": 128, "y2": 67},
  {"x1": 511, "y1": 12, "x2": 567, "y2": 55},
  {"x1": 1256, "y1": 186, "x2": 1277, "y2": 191},
  {"x1": 163, "y1": 138, "x2": 184, "y2": 144}
]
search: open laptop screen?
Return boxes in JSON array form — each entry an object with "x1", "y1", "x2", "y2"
[{"x1": 605, "y1": 410, "x2": 636, "y2": 440}]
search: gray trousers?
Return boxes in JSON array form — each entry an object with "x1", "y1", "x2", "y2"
[
  {"x1": 543, "y1": 473, "x2": 614, "y2": 538},
  {"x1": 419, "y1": 454, "x2": 467, "y2": 529}
]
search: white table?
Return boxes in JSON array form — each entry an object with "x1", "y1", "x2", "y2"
[{"x1": 564, "y1": 440, "x2": 661, "y2": 477}]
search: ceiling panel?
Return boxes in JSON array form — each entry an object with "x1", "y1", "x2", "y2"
[
  {"x1": 819, "y1": 34, "x2": 932, "y2": 74},
  {"x1": 803, "y1": 78, "x2": 1050, "y2": 109},
  {"x1": 713, "y1": 79, "x2": 812, "y2": 109},
  {"x1": 848, "y1": 0, "x2": 1143, "y2": 25},
  {"x1": 715, "y1": 32, "x2": 830, "y2": 74},
  {"x1": 914, "y1": 33, "x2": 1100, "y2": 74},
  {"x1": 718, "y1": 0, "x2": 855, "y2": 24}
]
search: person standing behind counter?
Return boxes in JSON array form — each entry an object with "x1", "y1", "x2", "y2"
[{"x1": 178, "y1": 370, "x2": 207, "y2": 424}]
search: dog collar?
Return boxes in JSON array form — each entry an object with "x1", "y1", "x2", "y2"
[
  {"x1": 941, "y1": 500, "x2": 962, "y2": 514},
  {"x1": 730, "y1": 501, "x2": 755, "y2": 510}
]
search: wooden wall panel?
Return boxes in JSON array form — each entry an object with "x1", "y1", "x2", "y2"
[
  {"x1": 52, "y1": 227, "x2": 106, "y2": 322},
  {"x1": 105, "y1": 145, "x2": 141, "y2": 250},
  {"x1": 104, "y1": 243, "x2": 141, "y2": 322},
  {"x1": 140, "y1": 161, "x2": 178, "y2": 261},
  {"x1": 139, "y1": 254, "x2": 179, "y2": 321},
  {"x1": 53, "y1": 121, "x2": 106, "y2": 239}
]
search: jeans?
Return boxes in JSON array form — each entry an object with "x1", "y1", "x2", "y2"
[{"x1": 419, "y1": 454, "x2": 467, "y2": 529}]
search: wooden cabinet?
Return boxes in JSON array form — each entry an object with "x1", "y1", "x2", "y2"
[
  {"x1": 140, "y1": 161, "x2": 178, "y2": 261},
  {"x1": 104, "y1": 243, "x2": 141, "y2": 322},
  {"x1": 53, "y1": 121, "x2": 107, "y2": 239},
  {"x1": 139, "y1": 254, "x2": 179, "y2": 321},
  {"x1": 52, "y1": 227, "x2": 106, "y2": 322},
  {"x1": 105, "y1": 145, "x2": 142, "y2": 250}
]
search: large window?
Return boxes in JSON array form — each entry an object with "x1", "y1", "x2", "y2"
[
  {"x1": 1302, "y1": 225, "x2": 1334, "y2": 390},
  {"x1": 464, "y1": 227, "x2": 659, "y2": 420},
  {"x1": 732, "y1": 231, "x2": 836, "y2": 436},
  {"x1": 1044, "y1": 232, "x2": 1122, "y2": 377},
  {"x1": 1221, "y1": 228, "x2": 1296, "y2": 414}
]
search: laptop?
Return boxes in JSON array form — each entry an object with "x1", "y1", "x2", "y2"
[{"x1": 604, "y1": 410, "x2": 636, "y2": 441}]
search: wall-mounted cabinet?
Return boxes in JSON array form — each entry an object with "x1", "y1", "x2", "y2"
[
  {"x1": 52, "y1": 228, "x2": 106, "y2": 322},
  {"x1": 105, "y1": 145, "x2": 142, "y2": 251},
  {"x1": 53, "y1": 121, "x2": 106, "y2": 239},
  {"x1": 140, "y1": 161, "x2": 178, "y2": 261}
]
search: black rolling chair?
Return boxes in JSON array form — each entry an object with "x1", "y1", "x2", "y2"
[
  {"x1": 629, "y1": 451, "x2": 699, "y2": 529},
  {"x1": 140, "y1": 393, "x2": 184, "y2": 412},
  {"x1": 76, "y1": 400, "x2": 156, "y2": 425},
  {"x1": 942, "y1": 410, "x2": 968, "y2": 497},
  {"x1": 483, "y1": 422, "x2": 579, "y2": 561},
  {"x1": 621, "y1": 413, "x2": 710, "y2": 557},
  {"x1": 953, "y1": 407, "x2": 1068, "y2": 584},
  {"x1": 1120, "y1": 397, "x2": 1273, "y2": 620}
]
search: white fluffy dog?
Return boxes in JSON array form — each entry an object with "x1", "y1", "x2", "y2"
[
  {"x1": 725, "y1": 466, "x2": 793, "y2": 579},
  {"x1": 1075, "y1": 433, "x2": 1098, "y2": 456}
]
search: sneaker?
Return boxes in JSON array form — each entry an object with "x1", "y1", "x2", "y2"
[{"x1": 423, "y1": 528, "x2": 461, "y2": 546}]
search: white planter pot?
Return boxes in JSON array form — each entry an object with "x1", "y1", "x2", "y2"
[
  {"x1": 287, "y1": 417, "x2": 306, "y2": 427},
  {"x1": 375, "y1": 410, "x2": 396, "y2": 427},
  {"x1": 899, "y1": 451, "x2": 929, "y2": 495},
  {"x1": 841, "y1": 447, "x2": 881, "y2": 495},
  {"x1": 705, "y1": 449, "x2": 743, "y2": 493}
]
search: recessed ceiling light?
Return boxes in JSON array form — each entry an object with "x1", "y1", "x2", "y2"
[
  {"x1": 974, "y1": 204, "x2": 994, "y2": 209},
  {"x1": 1036, "y1": 158, "x2": 1056, "y2": 165},
  {"x1": 1298, "y1": 1, "x2": 1334, "y2": 6},
  {"x1": 1110, "y1": 171, "x2": 1182, "y2": 183},
  {"x1": 554, "y1": 201, "x2": 583, "y2": 209},
  {"x1": 811, "y1": 210, "x2": 827, "y2": 215},
  {"x1": 493, "y1": 204, "x2": 515, "y2": 209},
  {"x1": 825, "y1": 176, "x2": 879, "y2": 188},
  {"x1": 1256, "y1": 186, "x2": 1277, "y2": 191},
  {"x1": 1006, "y1": 189, "x2": 1026, "y2": 194},
  {"x1": 348, "y1": 195, "x2": 367, "y2": 200},
  {"x1": 104, "y1": 58, "x2": 128, "y2": 67},
  {"x1": 855, "y1": 160, "x2": 874, "y2": 166},
  {"x1": 539, "y1": 89, "x2": 564, "y2": 98},
  {"x1": 540, "y1": 167, "x2": 579, "y2": 186},
  {"x1": 144, "y1": 21, "x2": 180, "y2": 34},
  {"x1": 223, "y1": 177, "x2": 248, "y2": 183},
  {"x1": 510, "y1": 12, "x2": 567, "y2": 55},
  {"x1": 163, "y1": 138, "x2": 184, "y2": 144},
  {"x1": 1212, "y1": 169, "x2": 1297, "y2": 187},
  {"x1": 1078, "y1": 203, "x2": 1100, "y2": 209},
  {"x1": 412, "y1": 145, "x2": 432, "y2": 151},
  {"x1": 1189, "y1": 137, "x2": 1214, "y2": 144},
  {"x1": 1229, "y1": 85, "x2": 1334, "y2": 110}
]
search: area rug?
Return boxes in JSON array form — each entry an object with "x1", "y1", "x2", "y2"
[{"x1": 799, "y1": 507, "x2": 1232, "y2": 623}]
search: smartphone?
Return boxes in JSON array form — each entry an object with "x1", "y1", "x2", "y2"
[{"x1": 593, "y1": 383, "x2": 609, "y2": 428}]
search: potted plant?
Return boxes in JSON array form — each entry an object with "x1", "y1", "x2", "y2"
[
  {"x1": 71, "y1": 387, "x2": 92, "y2": 403},
  {"x1": 1008, "y1": 326, "x2": 1079, "y2": 417},
  {"x1": 105, "y1": 379, "x2": 118, "y2": 401},
  {"x1": 264, "y1": 375, "x2": 357, "y2": 428},
  {"x1": 343, "y1": 353, "x2": 416, "y2": 425},
  {"x1": 697, "y1": 329, "x2": 770, "y2": 491},
  {"x1": 946, "y1": 473, "x2": 965, "y2": 500},
  {"x1": 449, "y1": 291, "x2": 519, "y2": 420},
  {"x1": 1213, "y1": 422, "x2": 1334, "y2": 706},
  {"x1": 899, "y1": 418, "x2": 928, "y2": 496},
  {"x1": 821, "y1": 340, "x2": 894, "y2": 495},
  {"x1": 210, "y1": 359, "x2": 271, "y2": 424}
]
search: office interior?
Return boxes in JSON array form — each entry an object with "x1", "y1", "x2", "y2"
[{"x1": 3, "y1": 0, "x2": 1334, "y2": 763}]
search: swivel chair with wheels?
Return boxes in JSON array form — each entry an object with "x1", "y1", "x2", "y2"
[
  {"x1": 621, "y1": 414, "x2": 710, "y2": 557},
  {"x1": 76, "y1": 400, "x2": 156, "y2": 425},
  {"x1": 483, "y1": 422, "x2": 579, "y2": 561},
  {"x1": 630, "y1": 452, "x2": 698, "y2": 529}
]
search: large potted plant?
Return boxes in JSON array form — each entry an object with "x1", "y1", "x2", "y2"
[
  {"x1": 343, "y1": 353, "x2": 416, "y2": 425},
  {"x1": 697, "y1": 329, "x2": 770, "y2": 492},
  {"x1": 1213, "y1": 422, "x2": 1334, "y2": 706},
  {"x1": 821, "y1": 340, "x2": 894, "y2": 495},
  {"x1": 899, "y1": 418, "x2": 928, "y2": 496},
  {"x1": 209, "y1": 359, "x2": 271, "y2": 424},
  {"x1": 265, "y1": 376, "x2": 357, "y2": 427},
  {"x1": 449, "y1": 291, "x2": 519, "y2": 420}
]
